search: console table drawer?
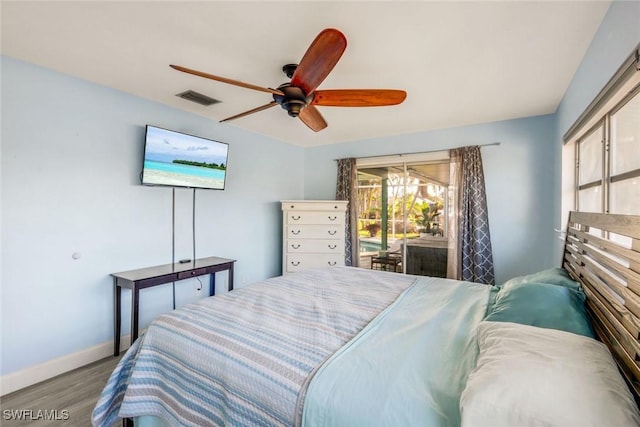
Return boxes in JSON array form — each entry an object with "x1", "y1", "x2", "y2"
[{"x1": 177, "y1": 268, "x2": 207, "y2": 280}]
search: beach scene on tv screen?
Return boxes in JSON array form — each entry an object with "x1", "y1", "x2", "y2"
[{"x1": 142, "y1": 127, "x2": 228, "y2": 189}]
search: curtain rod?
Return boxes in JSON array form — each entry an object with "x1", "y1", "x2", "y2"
[{"x1": 334, "y1": 142, "x2": 501, "y2": 161}]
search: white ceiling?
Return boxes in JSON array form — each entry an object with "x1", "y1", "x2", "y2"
[{"x1": 1, "y1": 1, "x2": 610, "y2": 147}]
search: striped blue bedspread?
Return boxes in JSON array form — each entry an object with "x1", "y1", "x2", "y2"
[{"x1": 92, "y1": 266, "x2": 417, "y2": 427}]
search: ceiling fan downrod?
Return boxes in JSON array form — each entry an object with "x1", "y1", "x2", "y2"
[{"x1": 282, "y1": 63, "x2": 298, "y2": 79}]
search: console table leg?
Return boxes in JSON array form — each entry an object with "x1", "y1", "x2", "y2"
[
  {"x1": 131, "y1": 288, "x2": 139, "y2": 345},
  {"x1": 228, "y1": 263, "x2": 234, "y2": 291},
  {"x1": 209, "y1": 273, "x2": 215, "y2": 296},
  {"x1": 114, "y1": 280, "x2": 121, "y2": 357}
]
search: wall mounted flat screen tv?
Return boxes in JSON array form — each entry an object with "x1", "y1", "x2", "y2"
[{"x1": 142, "y1": 125, "x2": 229, "y2": 190}]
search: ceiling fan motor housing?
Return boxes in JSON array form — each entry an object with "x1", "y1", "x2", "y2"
[{"x1": 274, "y1": 83, "x2": 313, "y2": 117}]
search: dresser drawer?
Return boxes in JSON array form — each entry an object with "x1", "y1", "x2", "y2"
[
  {"x1": 285, "y1": 211, "x2": 345, "y2": 225},
  {"x1": 282, "y1": 201, "x2": 347, "y2": 212},
  {"x1": 285, "y1": 254, "x2": 344, "y2": 272},
  {"x1": 287, "y1": 225, "x2": 344, "y2": 240},
  {"x1": 285, "y1": 239, "x2": 343, "y2": 253}
]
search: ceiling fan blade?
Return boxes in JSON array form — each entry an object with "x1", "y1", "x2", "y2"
[
  {"x1": 311, "y1": 89, "x2": 407, "y2": 107},
  {"x1": 170, "y1": 65, "x2": 284, "y2": 96},
  {"x1": 219, "y1": 101, "x2": 278, "y2": 123},
  {"x1": 291, "y1": 28, "x2": 347, "y2": 95},
  {"x1": 298, "y1": 105, "x2": 328, "y2": 132}
]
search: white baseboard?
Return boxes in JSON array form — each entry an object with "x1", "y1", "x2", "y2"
[{"x1": 0, "y1": 335, "x2": 131, "y2": 396}]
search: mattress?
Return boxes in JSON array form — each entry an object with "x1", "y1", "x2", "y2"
[{"x1": 92, "y1": 266, "x2": 492, "y2": 427}]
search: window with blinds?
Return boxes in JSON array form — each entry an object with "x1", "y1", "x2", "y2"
[{"x1": 565, "y1": 44, "x2": 640, "y2": 215}]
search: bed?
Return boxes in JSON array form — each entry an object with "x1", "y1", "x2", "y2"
[{"x1": 92, "y1": 211, "x2": 640, "y2": 427}]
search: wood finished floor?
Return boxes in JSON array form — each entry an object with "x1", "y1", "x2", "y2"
[{"x1": 0, "y1": 356, "x2": 121, "y2": 426}]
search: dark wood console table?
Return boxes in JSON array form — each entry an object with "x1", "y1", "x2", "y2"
[{"x1": 111, "y1": 256, "x2": 235, "y2": 356}]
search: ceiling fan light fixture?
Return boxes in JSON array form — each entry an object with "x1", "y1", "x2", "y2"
[{"x1": 284, "y1": 100, "x2": 306, "y2": 117}]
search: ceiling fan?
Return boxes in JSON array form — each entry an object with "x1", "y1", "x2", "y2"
[{"x1": 170, "y1": 28, "x2": 407, "y2": 132}]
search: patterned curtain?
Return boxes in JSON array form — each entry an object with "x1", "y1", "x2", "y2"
[
  {"x1": 336, "y1": 158, "x2": 358, "y2": 266},
  {"x1": 447, "y1": 146, "x2": 495, "y2": 284}
]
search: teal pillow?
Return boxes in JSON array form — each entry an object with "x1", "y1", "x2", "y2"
[
  {"x1": 485, "y1": 281, "x2": 594, "y2": 338},
  {"x1": 501, "y1": 267, "x2": 581, "y2": 291}
]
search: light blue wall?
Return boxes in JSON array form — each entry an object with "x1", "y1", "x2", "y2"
[
  {"x1": 552, "y1": 0, "x2": 640, "y2": 260},
  {"x1": 0, "y1": 56, "x2": 304, "y2": 375},
  {"x1": 304, "y1": 115, "x2": 557, "y2": 285}
]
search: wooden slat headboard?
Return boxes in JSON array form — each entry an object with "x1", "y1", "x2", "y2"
[{"x1": 563, "y1": 211, "x2": 640, "y2": 401}]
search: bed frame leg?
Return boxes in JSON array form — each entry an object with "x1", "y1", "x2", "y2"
[{"x1": 122, "y1": 418, "x2": 134, "y2": 427}]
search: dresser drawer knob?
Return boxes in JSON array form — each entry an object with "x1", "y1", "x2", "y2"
[
  {"x1": 291, "y1": 244, "x2": 301, "y2": 249},
  {"x1": 291, "y1": 215, "x2": 301, "y2": 221},
  {"x1": 328, "y1": 261, "x2": 337, "y2": 266},
  {"x1": 328, "y1": 230, "x2": 337, "y2": 235},
  {"x1": 291, "y1": 261, "x2": 301, "y2": 266},
  {"x1": 328, "y1": 244, "x2": 337, "y2": 249},
  {"x1": 328, "y1": 216, "x2": 337, "y2": 221},
  {"x1": 291, "y1": 230, "x2": 301, "y2": 235}
]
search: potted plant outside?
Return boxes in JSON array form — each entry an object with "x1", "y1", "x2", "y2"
[
  {"x1": 366, "y1": 223, "x2": 382, "y2": 237},
  {"x1": 416, "y1": 202, "x2": 442, "y2": 237}
]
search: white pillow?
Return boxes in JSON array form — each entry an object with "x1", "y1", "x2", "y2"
[{"x1": 460, "y1": 321, "x2": 640, "y2": 427}]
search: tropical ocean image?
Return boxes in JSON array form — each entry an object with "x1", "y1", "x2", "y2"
[{"x1": 142, "y1": 126, "x2": 229, "y2": 190}]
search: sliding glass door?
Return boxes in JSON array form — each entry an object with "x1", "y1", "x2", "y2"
[{"x1": 356, "y1": 154, "x2": 450, "y2": 276}]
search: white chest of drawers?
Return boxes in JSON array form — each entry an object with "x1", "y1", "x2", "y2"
[{"x1": 281, "y1": 200, "x2": 348, "y2": 273}]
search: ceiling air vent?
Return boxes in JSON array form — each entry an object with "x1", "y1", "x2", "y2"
[{"x1": 176, "y1": 90, "x2": 221, "y2": 106}]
